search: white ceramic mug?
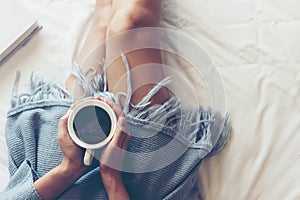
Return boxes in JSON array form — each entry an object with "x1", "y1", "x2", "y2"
[{"x1": 68, "y1": 99, "x2": 117, "y2": 166}]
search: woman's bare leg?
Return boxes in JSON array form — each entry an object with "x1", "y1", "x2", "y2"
[
  {"x1": 65, "y1": 0, "x2": 113, "y2": 97},
  {"x1": 65, "y1": 0, "x2": 169, "y2": 104},
  {"x1": 106, "y1": 0, "x2": 170, "y2": 106}
]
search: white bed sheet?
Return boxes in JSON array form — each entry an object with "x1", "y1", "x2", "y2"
[{"x1": 1, "y1": 0, "x2": 300, "y2": 199}]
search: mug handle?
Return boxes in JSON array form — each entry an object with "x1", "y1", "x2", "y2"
[{"x1": 84, "y1": 149, "x2": 94, "y2": 166}]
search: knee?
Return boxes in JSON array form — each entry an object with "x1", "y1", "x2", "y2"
[{"x1": 108, "y1": 5, "x2": 159, "y2": 37}]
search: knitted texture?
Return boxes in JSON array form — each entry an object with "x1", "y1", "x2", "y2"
[{"x1": 0, "y1": 55, "x2": 231, "y2": 200}]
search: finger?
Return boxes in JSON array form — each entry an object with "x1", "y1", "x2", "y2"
[
  {"x1": 88, "y1": 97, "x2": 124, "y2": 119},
  {"x1": 58, "y1": 109, "x2": 72, "y2": 130},
  {"x1": 111, "y1": 128, "x2": 126, "y2": 147},
  {"x1": 111, "y1": 117, "x2": 131, "y2": 149},
  {"x1": 100, "y1": 98, "x2": 124, "y2": 118},
  {"x1": 120, "y1": 120, "x2": 131, "y2": 150},
  {"x1": 120, "y1": 133, "x2": 131, "y2": 150},
  {"x1": 57, "y1": 108, "x2": 74, "y2": 142}
]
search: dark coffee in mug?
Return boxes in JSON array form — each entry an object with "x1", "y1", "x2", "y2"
[
  {"x1": 73, "y1": 105, "x2": 111, "y2": 144},
  {"x1": 68, "y1": 99, "x2": 117, "y2": 166}
]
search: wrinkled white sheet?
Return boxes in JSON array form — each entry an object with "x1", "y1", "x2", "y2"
[{"x1": 0, "y1": 0, "x2": 299, "y2": 199}]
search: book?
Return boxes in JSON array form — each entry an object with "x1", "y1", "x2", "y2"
[{"x1": 0, "y1": 0, "x2": 42, "y2": 65}]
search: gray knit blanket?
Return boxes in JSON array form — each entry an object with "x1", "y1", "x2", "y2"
[{"x1": 0, "y1": 54, "x2": 231, "y2": 200}]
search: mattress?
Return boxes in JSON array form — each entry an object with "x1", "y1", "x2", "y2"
[{"x1": 0, "y1": 0, "x2": 299, "y2": 199}]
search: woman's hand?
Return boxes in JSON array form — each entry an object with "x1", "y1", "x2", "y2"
[
  {"x1": 34, "y1": 97, "x2": 130, "y2": 200},
  {"x1": 34, "y1": 105, "x2": 87, "y2": 200},
  {"x1": 58, "y1": 107, "x2": 87, "y2": 176},
  {"x1": 98, "y1": 97, "x2": 131, "y2": 200}
]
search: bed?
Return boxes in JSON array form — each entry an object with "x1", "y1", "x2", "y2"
[{"x1": 0, "y1": 0, "x2": 299, "y2": 199}]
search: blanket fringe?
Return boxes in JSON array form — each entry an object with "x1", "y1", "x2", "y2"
[
  {"x1": 10, "y1": 54, "x2": 231, "y2": 154},
  {"x1": 11, "y1": 73, "x2": 71, "y2": 108}
]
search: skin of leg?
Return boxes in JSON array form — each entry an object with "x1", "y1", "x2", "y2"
[
  {"x1": 65, "y1": 0, "x2": 113, "y2": 97},
  {"x1": 106, "y1": 0, "x2": 170, "y2": 106},
  {"x1": 65, "y1": 0, "x2": 169, "y2": 105},
  {"x1": 76, "y1": 0, "x2": 113, "y2": 66}
]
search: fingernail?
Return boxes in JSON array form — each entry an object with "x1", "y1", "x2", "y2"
[{"x1": 95, "y1": 96, "x2": 102, "y2": 100}]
